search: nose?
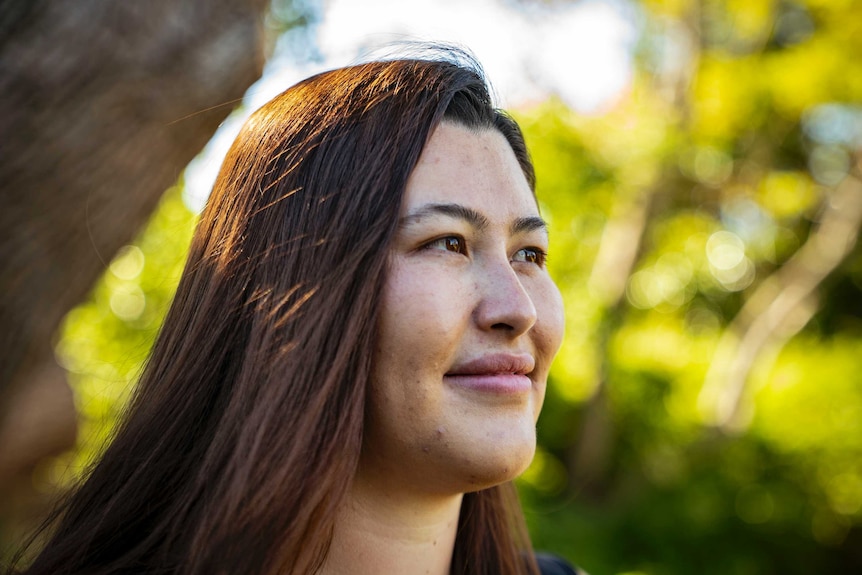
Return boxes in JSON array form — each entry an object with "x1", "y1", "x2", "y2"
[{"x1": 474, "y1": 260, "x2": 538, "y2": 336}]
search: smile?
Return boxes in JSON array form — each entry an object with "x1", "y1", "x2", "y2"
[{"x1": 445, "y1": 353, "x2": 534, "y2": 394}]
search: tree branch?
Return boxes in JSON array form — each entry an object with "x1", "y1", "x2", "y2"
[{"x1": 699, "y1": 154, "x2": 862, "y2": 431}]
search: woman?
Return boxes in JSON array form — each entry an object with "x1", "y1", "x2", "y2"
[{"x1": 11, "y1": 50, "x2": 571, "y2": 574}]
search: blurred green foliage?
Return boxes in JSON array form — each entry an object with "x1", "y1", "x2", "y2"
[
  {"x1": 51, "y1": 186, "x2": 196, "y2": 486},
  {"x1": 45, "y1": 0, "x2": 862, "y2": 574},
  {"x1": 514, "y1": 0, "x2": 862, "y2": 573}
]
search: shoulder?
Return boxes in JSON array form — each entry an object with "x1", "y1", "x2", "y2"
[{"x1": 535, "y1": 552, "x2": 581, "y2": 575}]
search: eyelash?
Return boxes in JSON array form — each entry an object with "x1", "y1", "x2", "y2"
[
  {"x1": 514, "y1": 247, "x2": 548, "y2": 267},
  {"x1": 422, "y1": 236, "x2": 547, "y2": 268},
  {"x1": 425, "y1": 236, "x2": 467, "y2": 255}
]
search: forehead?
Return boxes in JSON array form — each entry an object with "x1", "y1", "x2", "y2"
[{"x1": 403, "y1": 123, "x2": 538, "y2": 217}]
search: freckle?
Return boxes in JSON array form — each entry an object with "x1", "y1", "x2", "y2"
[{"x1": 433, "y1": 539, "x2": 437, "y2": 546}]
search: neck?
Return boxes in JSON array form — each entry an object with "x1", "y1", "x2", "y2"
[{"x1": 318, "y1": 473, "x2": 464, "y2": 575}]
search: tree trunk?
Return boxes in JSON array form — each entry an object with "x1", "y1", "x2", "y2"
[{"x1": 0, "y1": 0, "x2": 269, "y2": 528}]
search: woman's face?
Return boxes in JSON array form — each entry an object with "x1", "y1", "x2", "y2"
[{"x1": 362, "y1": 122, "x2": 565, "y2": 496}]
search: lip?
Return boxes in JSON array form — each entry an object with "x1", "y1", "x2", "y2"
[{"x1": 445, "y1": 353, "x2": 535, "y2": 394}]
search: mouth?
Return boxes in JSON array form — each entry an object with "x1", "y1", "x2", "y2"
[{"x1": 445, "y1": 353, "x2": 535, "y2": 394}]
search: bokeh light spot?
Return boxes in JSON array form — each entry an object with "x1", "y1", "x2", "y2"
[
  {"x1": 706, "y1": 231, "x2": 755, "y2": 291},
  {"x1": 109, "y1": 285, "x2": 146, "y2": 321},
  {"x1": 109, "y1": 245, "x2": 145, "y2": 280}
]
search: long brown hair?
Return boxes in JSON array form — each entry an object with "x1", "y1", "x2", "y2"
[{"x1": 12, "y1": 52, "x2": 541, "y2": 575}]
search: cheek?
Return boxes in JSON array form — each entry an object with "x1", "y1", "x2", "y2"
[
  {"x1": 533, "y1": 279, "x2": 566, "y2": 358},
  {"x1": 377, "y1": 262, "x2": 471, "y2": 360},
  {"x1": 526, "y1": 278, "x2": 564, "y2": 424},
  {"x1": 369, "y1": 264, "x2": 472, "y2": 438}
]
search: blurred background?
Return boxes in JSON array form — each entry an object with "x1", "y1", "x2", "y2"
[{"x1": 2, "y1": 0, "x2": 861, "y2": 573}]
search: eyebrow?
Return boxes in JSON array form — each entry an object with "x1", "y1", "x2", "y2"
[
  {"x1": 400, "y1": 203, "x2": 489, "y2": 231},
  {"x1": 511, "y1": 216, "x2": 548, "y2": 236},
  {"x1": 399, "y1": 202, "x2": 548, "y2": 236}
]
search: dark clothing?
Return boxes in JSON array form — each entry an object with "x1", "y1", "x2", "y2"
[{"x1": 536, "y1": 552, "x2": 580, "y2": 575}]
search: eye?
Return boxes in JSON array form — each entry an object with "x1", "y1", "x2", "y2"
[
  {"x1": 424, "y1": 236, "x2": 467, "y2": 255},
  {"x1": 512, "y1": 247, "x2": 547, "y2": 267}
]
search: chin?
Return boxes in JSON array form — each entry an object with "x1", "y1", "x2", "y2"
[{"x1": 455, "y1": 430, "x2": 537, "y2": 492}]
